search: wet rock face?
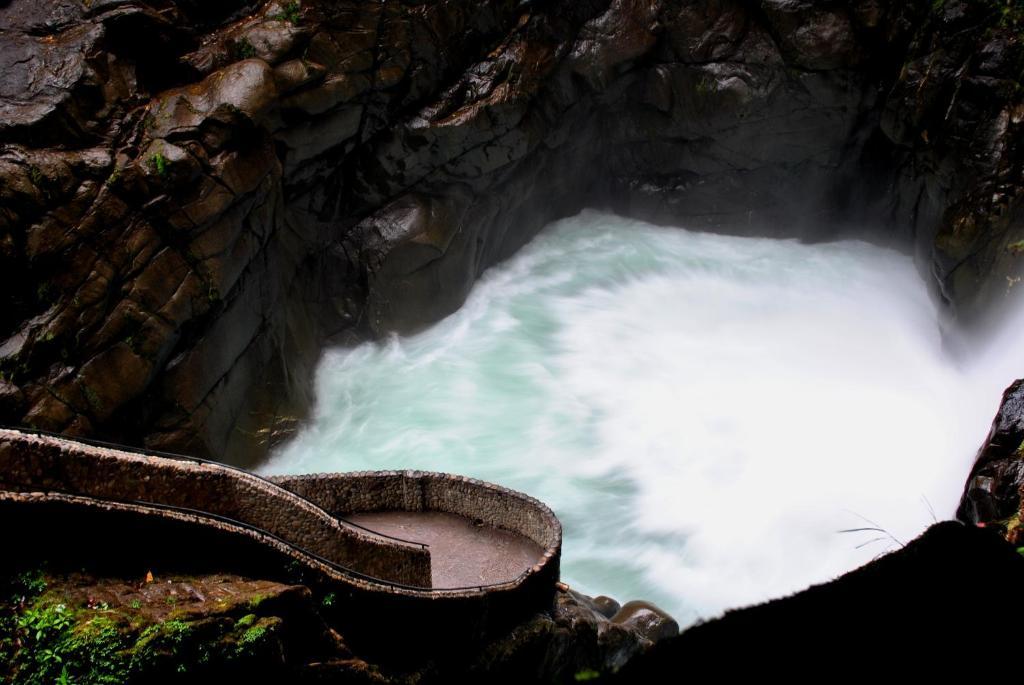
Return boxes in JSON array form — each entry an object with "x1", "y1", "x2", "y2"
[
  {"x1": 0, "y1": 0, "x2": 1021, "y2": 462},
  {"x1": 874, "y1": 0, "x2": 1024, "y2": 321},
  {"x1": 467, "y1": 588, "x2": 674, "y2": 682},
  {"x1": 608, "y1": 600, "x2": 679, "y2": 644},
  {"x1": 958, "y1": 379, "x2": 1024, "y2": 536}
]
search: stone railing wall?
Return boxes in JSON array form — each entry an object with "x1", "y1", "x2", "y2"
[
  {"x1": 0, "y1": 429, "x2": 563, "y2": 655},
  {"x1": 272, "y1": 471, "x2": 562, "y2": 571},
  {"x1": 0, "y1": 429, "x2": 431, "y2": 586}
]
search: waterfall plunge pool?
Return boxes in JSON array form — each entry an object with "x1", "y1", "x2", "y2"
[{"x1": 261, "y1": 210, "x2": 1023, "y2": 627}]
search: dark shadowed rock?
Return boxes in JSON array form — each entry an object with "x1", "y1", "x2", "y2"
[
  {"x1": 591, "y1": 595, "x2": 621, "y2": 619},
  {"x1": 609, "y1": 600, "x2": 679, "y2": 643},
  {"x1": 0, "y1": 380, "x2": 24, "y2": 416},
  {"x1": 609, "y1": 522, "x2": 1024, "y2": 678},
  {"x1": 467, "y1": 588, "x2": 655, "y2": 683},
  {"x1": 958, "y1": 379, "x2": 1024, "y2": 534},
  {"x1": 759, "y1": 1, "x2": 863, "y2": 70},
  {"x1": 565, "y1": 589, "x2": 621, "y2": 621}
]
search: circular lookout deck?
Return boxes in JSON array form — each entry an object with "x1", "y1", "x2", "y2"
[
  {"x1": 0, "y1": 428, "x2": 562, "y2": 653},
  {"x1": 270, "y1": 470, "x2": 559, "y2": 592},
  {"x1": 347, "y1": 511, "x2": 543, "y2": 588}
]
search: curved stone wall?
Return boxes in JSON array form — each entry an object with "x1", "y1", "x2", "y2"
[
  {"x1": 271, "y1": 471, "x2": 562, "y2": 569},
  {"x1": 0, "y1": 429, "x2": 563, "y2": 655},
  {"x1": 0, "y1": 428, "x2": 430, "y2": 585}
]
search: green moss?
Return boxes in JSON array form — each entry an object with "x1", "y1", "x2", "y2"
[
  {"x1": 233, "y1": 617, "x2": 277, "y2": 658},
  {"x1": 236, "y1": 37, "x2": 257, "y2": 59},
  {"x1": 1, "y1": 572, "x2": 294, "y2": 684},
  {"x1": 149, "y1": 152, "x2": 168, "y2": 177},
  {"x1": 239, "y1": 625, "x2": 267, "y2": 648},
  {"x1": 61, "y1": 614, "x2": 133, "y2": 684},
  {"x1": 246, "y1": 594, "x2": 268, "y2": 610},
  {"x1": 128, "y1": 619, "x2": 193, "y2": 675},
  {"x1": 270, "y1": 0, "x2": 301, "y2": 24},
  {"x1": 235, "y1": 614, "x2": 257, "y2": 628}
]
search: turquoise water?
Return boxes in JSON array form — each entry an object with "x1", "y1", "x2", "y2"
[{"x1": 262, "y1": 210, "x2": 1019, "y2": 627}]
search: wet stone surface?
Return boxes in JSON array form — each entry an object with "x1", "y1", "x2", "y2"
[{"x1": 346, "y1": 510, "x2": 544, "y2": 589}]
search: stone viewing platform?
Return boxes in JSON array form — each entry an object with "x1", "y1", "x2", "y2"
[
  {"x1": 345, "y1": 511, "x2": 543, "y2": 589},
  {"x1": 0, "y1": 428, "x2": 562, "y2": 654},
  {"x1": 269, "y1": 471, "x2": 558, "y2": 590}
]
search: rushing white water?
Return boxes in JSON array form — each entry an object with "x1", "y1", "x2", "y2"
[{"x1": 262, "y1": 209, "x2": 1024, "y2": 627}]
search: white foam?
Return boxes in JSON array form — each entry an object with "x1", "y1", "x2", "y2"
[{"x1": 261, "y1": 210, "x2": 1024, "y2": 626}]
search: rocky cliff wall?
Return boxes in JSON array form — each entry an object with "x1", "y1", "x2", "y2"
[{"x1": 1, "y1": 0, "x2": 1021, "y2": 462}]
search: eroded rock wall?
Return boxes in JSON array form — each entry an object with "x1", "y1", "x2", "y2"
[
  {"x1": 1, "y1": 0, "x2": 1021, "y2": 462},
  {"x1": 959, "y1": 378, "x2": 1024, "y2": 534}
]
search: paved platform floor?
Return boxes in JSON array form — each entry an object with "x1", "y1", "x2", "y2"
[{"x1": 345, "y1": 511, "x2": 543, "y2": 589}]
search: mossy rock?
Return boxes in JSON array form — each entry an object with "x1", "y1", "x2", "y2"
[{"x1": 0, "y1": 569, "x2": 306, "y2": 684}]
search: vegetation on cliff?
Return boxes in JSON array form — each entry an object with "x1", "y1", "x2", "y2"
[
  {"x1": 0, "y1": 558, "x2": 677, "y2": 685},
  {"x1": 0, "y1": 567, "x2": 318, "y2": 684}
]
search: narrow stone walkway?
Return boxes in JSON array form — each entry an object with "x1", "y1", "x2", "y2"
[{"x1": 345, "y1": 511, "x2": 543, "y2": 589}]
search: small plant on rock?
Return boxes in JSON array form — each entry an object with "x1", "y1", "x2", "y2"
[
  {"x1": 236, "y1": 37, "x2": 257, "y2": 59},
  {"x1": 271, "y1": 0, "x2": 301, "y2": 24},
  {"x1": 149, "y1": 152, "x2": 168, "y2": 177}
]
